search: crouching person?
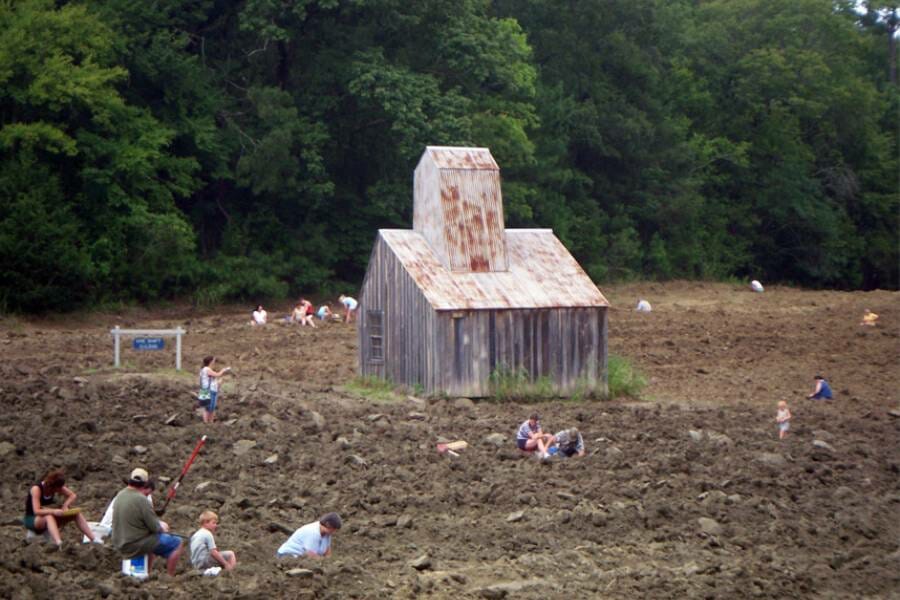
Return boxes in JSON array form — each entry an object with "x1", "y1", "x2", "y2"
[
  {"x1": 553, "y1": 427, "x2": 586, "y2": 457},
  {"x1": 276, "y1": 512, "x2": 342, "y2": 558},
  {"x1": 112, "y1": 468, "x2": 182, "y2": 576},
  {"x1": 190, "y1": 511, "x2": 237, "y2": 572}
]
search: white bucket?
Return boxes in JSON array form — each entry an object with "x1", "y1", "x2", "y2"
[
  {"x1": 82, "y1": 522, "x2": 110, "y2": 544},
  {"x1": 122, "y1": 554, "x2": 150, "y2": 580}
]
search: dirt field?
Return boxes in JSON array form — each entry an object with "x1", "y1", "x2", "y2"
[{"x1": 0, "y1": 282, "x2": 898, "y2": 599}]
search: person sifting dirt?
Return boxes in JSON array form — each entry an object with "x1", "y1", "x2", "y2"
[
  {"x1": 293, "y1": 299, "x2": 316, "y2": 327},
  {"x1": 89, "y1": 478, "x2": 160, "y2": 544},
  {"x1": 190, "y1": 511, "x2": 237, "y2": 572},
  {"x1": 339, "y1": 295, "x2": 358, "y2": 323},
  {"x1": 552, "y1": 427, "x2": 585, "y2": 457},
  {"x1": 252, "y1": 305, "x2": 268, "y2": 326},
  {"x1": 807, "y1": 375, "x2": 833, "y2": 400},
  {"x1": 111, "y1": 468, "x2": 183, "y2": 576},
  {"x1": 24, "y1": 468, "x2": 98, "y2": 547},
  {"x1": 276, "y1": 512, "x2": 342, "y2": 558},
  {"x1": 316, "y1": 303, "x2": 336, "y2": 321},
  {"x1": 199, "y1": 355, "x2": 231, "y2": 423},
  {"x1": 516, "y1": 413, "x2": 556, "y2": 459},
  {"x1": 776, "y1": 401, "x2": 791, "y2": 439}
]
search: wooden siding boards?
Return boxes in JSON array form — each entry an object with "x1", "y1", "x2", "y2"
[{"x1": 360, "y1": 232, "x2": 609, "y2": 396}]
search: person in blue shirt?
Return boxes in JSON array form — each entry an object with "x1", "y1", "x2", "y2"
[
  {"x1": 276, "y1": 513, "x2": 342, "y2": 558},
  {"x1": 807, "y1": 375, "x2": 833, "y2": 400}
]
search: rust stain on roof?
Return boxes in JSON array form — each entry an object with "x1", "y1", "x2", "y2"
[
  {"x1": 379, "y1": 229, "x2": 609, "y2": 310},
  {"x1": 424, "y1": 146, "x2": 499, "y2": 170},
  {"x1": 416, "y1": 148, "x2": 507, "y2": 273}
]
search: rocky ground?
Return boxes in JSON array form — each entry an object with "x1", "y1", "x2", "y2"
[{"x1": 0, "y1": 281, "x2": 898, "y2": 599}]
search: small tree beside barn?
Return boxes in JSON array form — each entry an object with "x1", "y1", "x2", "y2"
[{"x1": 358, "y1": 146, "x2": 609, "y2": 397}]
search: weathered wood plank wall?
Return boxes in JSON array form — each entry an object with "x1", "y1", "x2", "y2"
[{"x1": 361, "y1": 236, "x2": 608, "y2": 397}]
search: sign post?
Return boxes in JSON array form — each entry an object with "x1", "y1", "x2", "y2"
[{"x1": 110, "y1": 326, "x2": 186, "y2": 370}]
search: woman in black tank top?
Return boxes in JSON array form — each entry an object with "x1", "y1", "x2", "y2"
[{"x1": 24, "y1": 468, "x2": 97, "y2": 545}]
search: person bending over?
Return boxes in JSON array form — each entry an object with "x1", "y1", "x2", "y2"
[
  {"x1": 807, "y1": 375, "x2": 833, "y2": 400},
  {"x1": 277, "y1": 512, "x2": 342, "y2": 558},
  {"x1": 24, "y1": 468, "x2": 97, "y2": 546}
]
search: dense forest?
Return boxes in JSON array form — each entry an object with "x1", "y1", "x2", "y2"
[{"x1": 1, "y1": 0, "x2": 897, "y2": 312}]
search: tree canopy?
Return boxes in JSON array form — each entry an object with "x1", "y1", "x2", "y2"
[{"x1": 1, "y1": 0, "x2": 896, "y2": 312}]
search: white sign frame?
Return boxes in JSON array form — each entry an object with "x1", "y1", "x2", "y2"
[{"x1": 110, "y1": 326, "x2": 185, "y2": 370}]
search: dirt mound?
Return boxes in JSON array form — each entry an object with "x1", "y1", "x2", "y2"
[{"x1": 0, "y1": 283, "x2": 898, "y2": 598}]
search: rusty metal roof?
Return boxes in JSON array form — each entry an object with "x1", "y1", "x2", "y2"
[
  {"x1": 419, "y1": 146, "x2": 499, "y2": 170},
  {"x1": 379, "y1": 229, "x2": 609, "y2": 310}
]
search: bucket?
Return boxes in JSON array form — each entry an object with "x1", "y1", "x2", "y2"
[
  {"x1": 122, "y1": 554, "x2": 150, "y2": 579},
  {"x1": 82, "y1": 522, "x2": 110, "y2": 544}
]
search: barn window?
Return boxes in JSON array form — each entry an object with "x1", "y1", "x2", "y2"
[{"x1": 367, "y1": 310, "x2": 384, "y2": 363}]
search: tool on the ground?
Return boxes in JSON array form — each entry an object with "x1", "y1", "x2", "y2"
[
  {"x1": 156, "y1": 435, "x2": 207, "y2": 516},
  {"x1": 437, "y1": 440, "x2": 468, "y2": 456}
]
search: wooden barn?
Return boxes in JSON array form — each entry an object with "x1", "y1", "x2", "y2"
[{"x1": 358, "y1": 146, "x2": 609, "y2": 397}]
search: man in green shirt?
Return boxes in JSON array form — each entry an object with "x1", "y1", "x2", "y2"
[{"x1": 112, "y1": 468, "x2": 183, "y2": 576}]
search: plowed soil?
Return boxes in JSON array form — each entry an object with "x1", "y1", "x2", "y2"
[{"x1": 0, "y1": 282, "x2": 898, "y2": 599}]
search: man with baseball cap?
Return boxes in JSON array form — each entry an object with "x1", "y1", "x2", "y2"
[
  {"x1": 111, "y1": 468, "x2": 183, "y2": 575},
  {"x1": 276, "y1": 512, "x2": 342, "y2": 558}
]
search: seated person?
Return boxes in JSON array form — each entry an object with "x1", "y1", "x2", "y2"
[
  {"x1": 24, "y1": 468, "x2": 97, "y2": 546},
  {"x1": 807, "y1": 375, "x2": 833, "y2": 400},
  {"x1": 552, "y1": 427, "x2": 585, "y2": 457},
  {"x1": 277, "y1": 512, "x2": 342, "y2": 558},
  {"x1": 112, "y1": 468, "x2": 183, "y2": 576},
  {"x1": 190, "y1": 511, "x2": 237, "y2": 572},
  {"x1": 252, "y1": 305, "x2": 267, "y2": 326},
  {"x1": 87, "y1": 479, "x2": 159, "y2": 544},
  {"x1": 516, "y1": 413, "x2": 555, "y2": 459}
]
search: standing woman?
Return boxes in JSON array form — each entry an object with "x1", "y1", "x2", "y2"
[
  {"x1": 200, "y1": 356, "x2": 231, "y2": 423},
  {"x1": 25, "y1": 468, "x2": 97, "y2": 546}
]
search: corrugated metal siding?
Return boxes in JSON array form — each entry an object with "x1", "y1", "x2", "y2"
[
  {"x1": 413, "y1": 146, "x2": 507, "y2": 273},
  {"x1": 379, "y1": 229, "x2": 608, "y2": 310},
  {"x1": 438, "y1": 169, "x2": 507, "y2": 272}
]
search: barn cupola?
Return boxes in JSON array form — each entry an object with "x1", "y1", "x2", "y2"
[{"x1": 412, "y1": 146, "x2": 508, "y2": 273}]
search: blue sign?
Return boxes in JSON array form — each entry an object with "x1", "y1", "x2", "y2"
[{"x1": 133, "y1": 337, "x2": 165, "y2": 351}]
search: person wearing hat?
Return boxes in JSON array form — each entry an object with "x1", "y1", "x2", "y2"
[
  {"x1": 552, "y1": 427, "x2": 586, "y2": 458},
  {"x1": 276, "y1": 512, "x2": 342, "y2": 558},
  {"x1": 111, "y1": 468, "x2": 183, "y2": 576},
  {"x1": 89, "y1": 476, "x2": 161, "y2": 544}
]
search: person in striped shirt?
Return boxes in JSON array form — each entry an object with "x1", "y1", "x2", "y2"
[{"x1": 516, "y1": 413, "x2": 555, "y2": 458}]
